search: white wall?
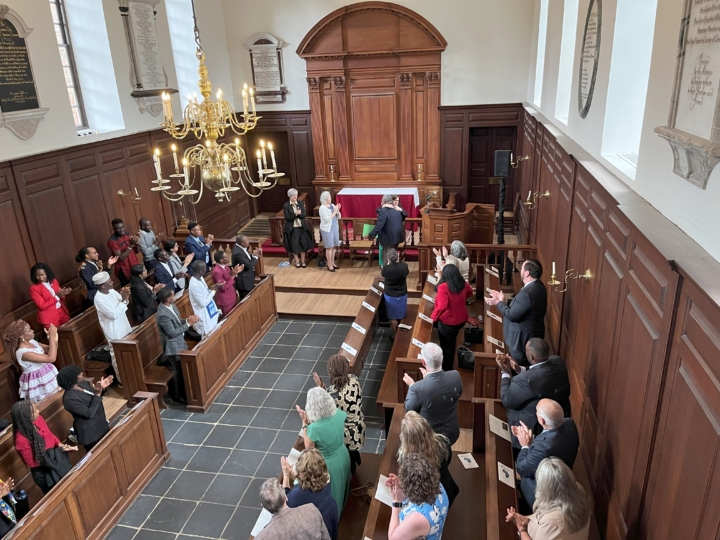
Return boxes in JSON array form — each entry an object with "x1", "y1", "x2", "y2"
[
  {"x1": 220, "y1": 0, "x2": 534, "y2": 111},
  {"x1": 529, "y1": 0, "x2": 720, "y2": 262}
]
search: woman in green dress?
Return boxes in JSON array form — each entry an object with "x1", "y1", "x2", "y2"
[{"x1": 296, "y1": 387, "x2": 351, "y2": 514}]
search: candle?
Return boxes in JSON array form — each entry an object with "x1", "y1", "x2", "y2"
[
  {"x1": 552, "y1": 262, "x2": 556, "y2": 275},
  {"x1": 182, "y1": 158, "x2": 189, "y2": 186},
  {"x1": 256, "y1": 150, "x2": 263, "y2": 177},
  {"x1": 249, "y1": 87, "x2": 256, "y2": 115},
  {"x1": 134, "y1": 187, "x2": 139, "y2": 198},
  {"x1": 242, "y1": 89, "x2": 248, "y2": 117},
  {"x1": 217, "y1": 89, "x2": 223, "y2": 101},
  {"x1": 260, "y1": 140, "x2": 267, "y2": 169},
  {"x1": 268, "y1": 142, "x2": 277, "y2": 169},
  {"x1": 153, "y1": 149, "x2": 162, "y2": 179},
  {"x1": 171, "y1": 144, "x2": 179, "y2": 172},
  {"x1": 527, "y1": 190, "x2": 532, "y2": 201}
]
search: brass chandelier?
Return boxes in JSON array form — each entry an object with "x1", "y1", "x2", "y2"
[{"x1": 151, "y1": 0, "x2": 282, "y2": 202}]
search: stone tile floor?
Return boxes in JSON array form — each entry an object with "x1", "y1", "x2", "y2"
[{"x1": 108, "y1": 317, "x2": 390, "y2": 540}]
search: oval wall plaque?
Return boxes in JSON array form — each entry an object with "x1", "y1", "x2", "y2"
[{"x1": 578, "y1": 0, "x2": 602, "y2": 119}]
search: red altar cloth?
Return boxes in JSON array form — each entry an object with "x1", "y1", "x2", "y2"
[{"x1": 335, "y1": 190, "x2": 420, "y2": 218}]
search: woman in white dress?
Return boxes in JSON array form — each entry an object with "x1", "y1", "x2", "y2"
[
  {"x1": 2, "y1": 320, "x2": 59, "y2": 402},
  {"x1": 318, "y1": 191, "x2": 342, "y2": 272}
]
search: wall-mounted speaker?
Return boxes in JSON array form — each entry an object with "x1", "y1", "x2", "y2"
[{"x1": 494, "y1": 150, "x2": 511, "y2": 177}]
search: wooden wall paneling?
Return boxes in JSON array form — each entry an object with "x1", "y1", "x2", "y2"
[
  {"x1": 425, "y1": 72, "x2": 440, "y2": 180},
  {"x1": 124, "y1": 136, "x2": 168, "y2": 238},
  {"x1": 413, "y1": 73, "x2": 425, "y2": 176},
  {"x1": 332, "y1": 76, "x2": 351, "y2": 180},
  {"x1": 641, "y1": 274, "x2": 720, "y2": 540},
  {"x1": 398, "y1": 72, "x2": 413, "y2": 180},
  {"x1": 440, "y1": 111, "x2": 466, "y2": 206}
]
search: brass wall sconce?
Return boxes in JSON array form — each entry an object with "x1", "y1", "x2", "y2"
[
  {"x1": 547, "y1": 262, "x2": 591, "y2": 293},
  {"x1": 118, "y1": 188, "x2": 142, "y2": 204},
  {"x1": 523, "y1": 190, "x2": 550, "y2": 210},
  {"x1": 511, "y1": 153, "x2": 530, "y2": 168}
]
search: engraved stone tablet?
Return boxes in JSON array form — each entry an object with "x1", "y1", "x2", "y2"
[
  {"x1": 245, "y1": 33, "x2": 287, "y2": 103},
  {"x1": 578, "y1": 0, "x2": 601, "y2": 119}
]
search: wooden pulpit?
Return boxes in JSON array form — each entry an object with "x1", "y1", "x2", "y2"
[{"x1": 420, "y1": 203, "x2": 495, "y2": 244}]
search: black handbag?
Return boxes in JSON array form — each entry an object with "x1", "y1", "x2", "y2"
[
  {"x1": 457, "y1": 346, "x2": 475, "y2": 370},
  {"x1": 463, "y1": 322, "x2": 483, "y2": 346}
]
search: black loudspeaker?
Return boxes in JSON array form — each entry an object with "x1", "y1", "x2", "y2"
[{"x1": 494, "y1": 150, "x2": 512, "y2": 177}]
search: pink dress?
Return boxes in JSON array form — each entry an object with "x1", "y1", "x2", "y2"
[{"x1": 16, "y1": 340, "x2": 59, "y2": 402}]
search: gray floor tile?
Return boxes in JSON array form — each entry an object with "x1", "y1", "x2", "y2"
[
  {"x1": 166, "y1": 470, "x2": 215, "y2": 500},
  {"x1": 186, "y1": 446, "x2": 232, "y2": 473},
  {"x1": 274, "y1": 373, "x2": 309, "y2": 391},
  {"x1": 267, "y1": 344, "x2": 297, "y2": 359},
  {"x1": 160, "y1": 419, "x2": 184, "y2": 441},
  {"x1": 222, "y1": 505, "x2": 262, "y2": 540},
  {"x1": 142, "y1": 467, "x2": 180, "y2": 497},
  {"x1": 233, "y1": 388, "x2": 269, "y2": 406},
  {"x1": 286, "y1": 322, "x2": 312, "y2": 334},
  {"x1": 282, "y1": 359, "x2": 314, "y2": 375},
  {"x1": 190, "y1": 403, "x2": 228, "y2": 424},
  {"x1": 182, "y1": 502, "x2": 235, "y2": 538},
  {"x1": 133, "y1": 530, "x2": 175, "y2": 540},
  {"x1": 228, "y1": 369, "x2": 252, "y2": 387},
  {"x1": 215, "y1": 385, "x2": 243, "y2": 405},
  {"x1": 269, "y1": 430, "x2": 302, "y2": 454},
  {"x1": 262, "y1": 390, "x2": 299, "y2": 410},
  {"x1": 249, "y1": 407, "x2": 289, "y2": 430},
  {"x1": 239, "y1": 356, "x2": 264, "y2": 371},
  {"x1": 309, "y1": 323, "x2": 335, "y2": 335},
  {"x1": 105, "y1": 525, "x2": 136, "y2": 540},
  {"x1": 301, "y1": 334, "x2": 329, "y2": 347},
  {"x1": 144, "y1": 498, "x2": 196, "y2": 533},
  {"x1": 119, "y1": 495, "x2": 161, "y2": 526},
  {"x1": 280, "y1": 412, "x2": 303, "y2": 432},
  {"x1": 248, "y1": 344, "x2": 272, "y2": 357},
  {"x1": 277, "y1": 333, "x2": 304, "y2": 346},
  {"x1": 246, "y1": 372, "x2": 278, "y2": 389},
  {"x1": 165, "y1": 443, "x2": 200, "y2": 469},
  {"x1": 160, "y1": 408, "x2": 192, "y2": 421},
  {"x1": 172, "y1": 422, "x2": 213, "y2": 445},
  {"x1": 260, "y1": 332, "x2": 282, "y2": 345},
  {"x1": 220, "y1": 449, "x2": 265, "y2": 476},
  {"x1": 255, "y1": 453, "x2": 283, "y2": 478},
  {"x1": 202, "y1": 474, "x2": 252, "y2": 505},
  {"x1": 219, "y1": 405, "x2": 259, "y2": 426},
  {"x1": 204, "y1": 425, "x2": 245, "y2": 449},
  {"x1": 239, "y1": 478, "x2": 267, "y2": 507},
  {"x1": 235, "y1": 427, "x2": 278, "y2": 451},
  {"x1": 257, "y1": 358, "x2": 288, "y2": 373},
  {"x1": 291, "y1": 346, "x2": 322, "y2": 361}
]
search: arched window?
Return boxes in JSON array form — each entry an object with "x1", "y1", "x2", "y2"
[
  {"x1": 555, "y1": 0, "x2": 579, "y2": 124},
  {"x1": 533, "y1": 0, "x2": 550, "y2": 107}
]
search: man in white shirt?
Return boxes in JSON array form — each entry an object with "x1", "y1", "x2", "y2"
[
  {"x1": 188, "y1": 260, "x2": 225, "y2": 337},
  {"x1": 92, "y1": 272, "x2": 132, "y2": 384},
  {"x1": 231, "y1": 234, "x2": 261, "y2": 301}
]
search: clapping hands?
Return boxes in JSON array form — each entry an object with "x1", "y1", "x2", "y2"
[
  {"x1": 385, "y1": 473, "x2": 405, "y2": 504},
  {"x1": 295, "y1": 404, "x2": 308, "y2": 426},
  {"x1": 484, "y1": 289, "x2": 504, "y2": 306},
  {"x1": 312, "y1": 372, "x2": 326, "y2": 389},
  {"x1": 511, "y1": 421, "x2": 534, "y2": 447},
  {"x1": 506, "y1": 507, "x2": 530, "y2": 531}
]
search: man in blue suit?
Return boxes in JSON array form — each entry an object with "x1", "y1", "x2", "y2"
[
  {"x1": 513, "y1": 398, "x2": 579, "y2": 508},
  {"x1": 183, "y1": 222, "x2": 214, "y2": 267},
  {"x1": 154, "y1": 249, "x2": 185, "y2": 292}
]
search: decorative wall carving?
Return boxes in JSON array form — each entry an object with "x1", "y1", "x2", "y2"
[
  {"x1": 426, "y1": 72, "x2": 440, "y2": 87},
  {"x1": 306, "y1": 77, "x2": 320, "y2": 92},
  {"x1": 332, "y1": 76, "x2": 346, "y2": 91},
  {"x1": 398, "y1": 73, "x2": 412, "y2": 88}
]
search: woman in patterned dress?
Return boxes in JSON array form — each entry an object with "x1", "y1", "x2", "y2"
[
  {"x1": 2, "y1": 320, "x2": 59, "y2": 403},
  {"x1": 313, "y1": 354, "x2": 366, "y2": 475}
]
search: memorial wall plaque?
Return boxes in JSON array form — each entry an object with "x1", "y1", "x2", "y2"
[
  {"x1": 245, "y1": 33, "x2": 287, "y2": 103},
  {"x1": 656, "y1": 0, "x2": 720, "y2": 189},
  {"x1": 578, "y1": 0, "x2": 601, "y2": 119}
]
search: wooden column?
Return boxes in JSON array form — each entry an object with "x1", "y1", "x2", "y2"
[
  {"x1": 307, "y1": 77, "x2": 328, "y2": 181},
  {"x1": 332, "y1": 76, "x2": 352, "y2": 181},
  {"x1": 399, "y1": 72, "x2": 413, "y2": 180},
  {"x1": 426, "y1": 71, "x2": 441, "y2": 181}
]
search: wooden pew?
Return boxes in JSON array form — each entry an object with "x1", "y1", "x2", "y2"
[
  {"x1": 405, "y1": 277, "x2": 437, "y2": 359},
  {"x1": 480, "y1": 263, "x2": 508, "y2": 355},
  {"x1": 7, "y1": 392, "x2": 167, "y2": 540},
  {"x1": 181, "y1": 275, "x2": 278, "y2": 413},
  {"x1": 335, "y1": 278, "x2": 382, "y2": 376},
  {"x1": 0, "y1": 362, "x2": 19, "y2": 421}
]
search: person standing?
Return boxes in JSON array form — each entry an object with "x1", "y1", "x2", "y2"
[
  {"x1": 156, "y1": 287, "x2": 200, "y2": 405},
  {"x1": 434, "y1": 241, "x2": 472, "y2": 283},
  {"x1": 92, "y1": 271, "x2": 131, "y2": 384},
  {"x1": 283, "y1": 189, "x2": 313, "y2": 268},
  {"x1": 76, "y1": 248, "x2": 118, "y2": 308},
  {"x1": 211, "y1": 251, "x2": 242, "y2": 315},
  {"x1": 29, "y1": 263, "x2": 71, "y2": 329},
  {"x1": 2, "y1": 320, "x2": 59, "y2": 402},
  {"x1": 381, "y1": 248, "x2": 409, "y2": 340},
  {"x1": 431, "y1": 264, "x2": 474, "y2": 371},
  {"x1": 154, "y1": 249, "x2": 190, "y2": 293},
  {"x1": 56, "y1": 365, "x2": 113, "y2": 452},
  {"x1": 366, "y1": 194, "x2": 406, "y2": 266},
  {"x1": 107, "y1": 219, "x2": 140, "y2": 286},
  {"x1": 485, "y1": 259, "x2": 547, "y2": 365},
  {"x1": 188, "y1": 261, "x2": 224, "y2": 337},
  {"x1": 137, "y1": 218, "x2": 165, "y2": 270},
  {"x1": 318, "y1": 191, "x2": 342, "y2": 272},
  {"x1": 183, "y1": 222, "x2": 214, "y2": 266},
  {"x1": 254, "y1": 478, "x2": 331, "y2": 540},
  {"x1": 232, "y1": 235, "x2": 261, "y2": 301},
  {"x1": 129, "y1": 264, "x2": 164, "y2": 323},
  {"x1": 164, "y1": 240, "x2": 192, "y2": 290}
]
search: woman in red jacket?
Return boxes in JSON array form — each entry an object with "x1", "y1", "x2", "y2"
[
  {"x1": 29, "y1": 263, "x2": 71, "y2": 329},
  {"x1": 431, "y1": 264, "x2": 474, "y2": 371}
]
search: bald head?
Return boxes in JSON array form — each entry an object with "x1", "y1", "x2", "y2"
[
  {"x1": 235, "y1": 234, "x2": 249, "y2": 248},
  {"x1": 536, "y1": 399, "x2": 564, "y2": 430}
]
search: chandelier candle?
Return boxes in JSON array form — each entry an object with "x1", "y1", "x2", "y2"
[
  {"x1": 171, "y1": 144, "x2": 179, "y2": 172},
  {"x1": 256, "y1": 151, "x2": 263, "y2": 177},
  {"x1": 153, "y1": 149, "x2": 162, "y2": 179},
  {"x1": 269, "y1": 143, "x2": 277, "y2": 169},
  {"x1": 250, "y1": 88, "x2": 256, "y2": 116},
  {"x1": 260, "y1": 140, "x2": 267, "y2": 169}
]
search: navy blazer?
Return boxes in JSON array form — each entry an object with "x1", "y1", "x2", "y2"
[
  {"x1": 184, "y1": 235, "x2": 211, "y2": 265},
  {"x1": 497, "y1": 279, "x2": 547, "y2": 363},
  {"x1": 154, "y1": 262, "x2": 179, "y2": 292},
  {"x1": 367, "y1": 206, "x2": 406, "y2": 246},
  {"x1": 404, "y1": 370, "x2": 462, "y2": 445},
  {"x1": 517, "y1": 418, "x2": 579, "y2": 507}
]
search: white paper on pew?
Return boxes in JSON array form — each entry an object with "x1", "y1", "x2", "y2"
[
  {"x1": 378, "y1": 282, "x2": 385, "y2": 289},
  {"x1": 496, "y1": 349, "x2": 503, "y2": 355},
  {"x1": 174, "y1": 289, "x2": 184, "y2": 300},
  {"x1": 352, "y1": 322, "x2": 367, "y2": 334},
  {"x1": 287, "y1": 447, "x2": 302, "y2": 467},
  {"x1": 486, "y1": 310, "x2": 502, "y2": 322},
  {"x1": 418, "y1": 313, "x2": 433, "y2": 324},
  {"x1": 458, "y1": 453, "x2": 479, "y2": 469},
  {"x1": 487, "y1": 335, "x2": 505, "y2": 349},
  {"x1": 497, "y1": 462, "x2": 516, "y2": 488},
  {"x1": 375, "y1": 474, "x2": 395, "y2": 507},
  {"x1": 411, "y1": 338, "x2": 424, "y2": 349},
  {"x1": 422, "y1": 294, "x2": 435, "y2": 303},
  {"x1": 427, "y1": 274, "x2": 438, "y2": 285},
  {"x1": 251, "y1": 508, "x2": 273, "y2": 536},
  {"x1": 342, "y1": 342, "x2": 358, "y2": 356},
  {"x1": 398, "y1": 323, "x2": 412, "y2": 331},
  {"x1": 486, "y1": 267, "x2": 500, "y2": 278},
  {"x1": 362, "y1": 301, "x2": 376, "y2": 312},
  {"x1": 370, "y1": 286, "x2": 381, "y2": 295},
  {"x1": 486, "y1": 287, "x2": 493, "y2": 295},
  {"x1": 418, "y1": 353, "x2": 423, "y2": 359},
  {"x1": 489, "y1": 414, "x2": 512, "y2": 442}
]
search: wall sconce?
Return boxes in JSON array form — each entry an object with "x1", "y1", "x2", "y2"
[
  {"x1": 523, "y1": 190, "x2": 550, "y2": 209},
  {"x1": 547, "y1": 262, "x2": 591, "y2": 293},
  {"x1": 511, "y1": 153, "x2": 530, "y2": 168},
  {"x1": 118, "y1": 188, "x2": 141, "y2": 204}
]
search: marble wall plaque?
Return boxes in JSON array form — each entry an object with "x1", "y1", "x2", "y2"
[
  {"x1": 245, "y1": 33, "x2": 287, "y2": 103},
  {"x1": 0, "y1": 16, "x2": 38, "y2": 112},
  {"x1": 578, "y1": 0, "x2": 601, "y2": 119}
]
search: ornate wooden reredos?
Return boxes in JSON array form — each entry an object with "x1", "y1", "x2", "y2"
[{"x1": 298, "y1": 2, "x2": 447, "y2": 194}]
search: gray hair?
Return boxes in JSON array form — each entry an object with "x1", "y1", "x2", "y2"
[
  {"x1": 536, "y1": 399, "x2": 563, "y2": 430},
  {"x1": 381, "y1": 193, "x2": 395, "y2": 205},
  {"x1": 287, "y1": 188, "x2": 298, "y2": 198},
  {"x1": 385, "y1": 247, "x2": 399, "y2": 263},
  {"x1": 450, "y1": 240, "x2": 468, "y2": 260},
  {"x1": 534, "y1": 458, "x2": 591, "y2": 533},
  {"x1": 305, "y1": 387, "x2": 337, "y2": 424},
  {"x1": 259, "y1": 478, "x2": 286, "y2": 514},
  {"x1": 320, "y1": 191, "x2": 331, "y2": 204},
  {"x1": 421, "y1": 343, "x2": 443, "y2": 370}
]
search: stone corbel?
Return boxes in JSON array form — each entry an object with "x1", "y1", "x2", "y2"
[
  {"x1": 0, "y1": 107, "x2": 49, "y2": 140},
  {"x1": 655, "y1": 127, "x2": 720, "y2": 189}
]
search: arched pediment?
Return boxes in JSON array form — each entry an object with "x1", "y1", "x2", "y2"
[{"x1": 297, "y1": 2, "x2": 447, "y2": 59}]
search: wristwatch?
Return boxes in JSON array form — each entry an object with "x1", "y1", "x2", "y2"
[
  {"x1": 518, "y1": 529, "x2": 527, "y2": 538},
  {"x1": 391, "y1": 502, "x2": 403, "y2": 508}
]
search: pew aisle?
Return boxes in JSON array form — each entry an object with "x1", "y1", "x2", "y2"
[{"x1": 108, "y1": 318, "x2": 393, "y2": 540}]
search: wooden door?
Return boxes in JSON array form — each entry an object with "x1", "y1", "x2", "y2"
[{"x1": 467, "y1": 127, "x2": 517, "y2": 209}]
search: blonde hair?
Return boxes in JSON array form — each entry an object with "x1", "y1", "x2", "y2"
[
  {"x1": 305, "y1": 387, "x2": 337, "y2": 424},
  {"x1": 534, "y1": 457, "x2": 591, "y2": 534},
  {"x1": 296, "y1": 448, "x2": 330, "y2": 492},
  {"x1": 397, "y1": 411, "x2": 448, "y2": 468}
]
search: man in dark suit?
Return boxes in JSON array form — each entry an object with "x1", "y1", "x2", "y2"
[
  {"x1": 232, "y1": 234, "x2": 261, "y2": 301},
  {"x1": 514, "y1": 398, "x2": 579, "y2": 507},
  {"x1": 497, "y1": 338, "x2": 571, "y2": 445},
  {"x1": 183, "y1": 222, "x2": 214, "y2": 266},
  {"x1": 404, "y1": 342, "x2": 462, "y2": 445},
  {"x1": 485, "y1": 259, "x2": 547, "y2": 365},
  {"x1": 156, "y1": 287, "x2": 200, "y2": 405},
  {"x1": 365, "y1": 194, "x2": 407, "y2": 266},
  {"x1": 154, "y1": 249, "x2": 183, "y2": 292}
]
